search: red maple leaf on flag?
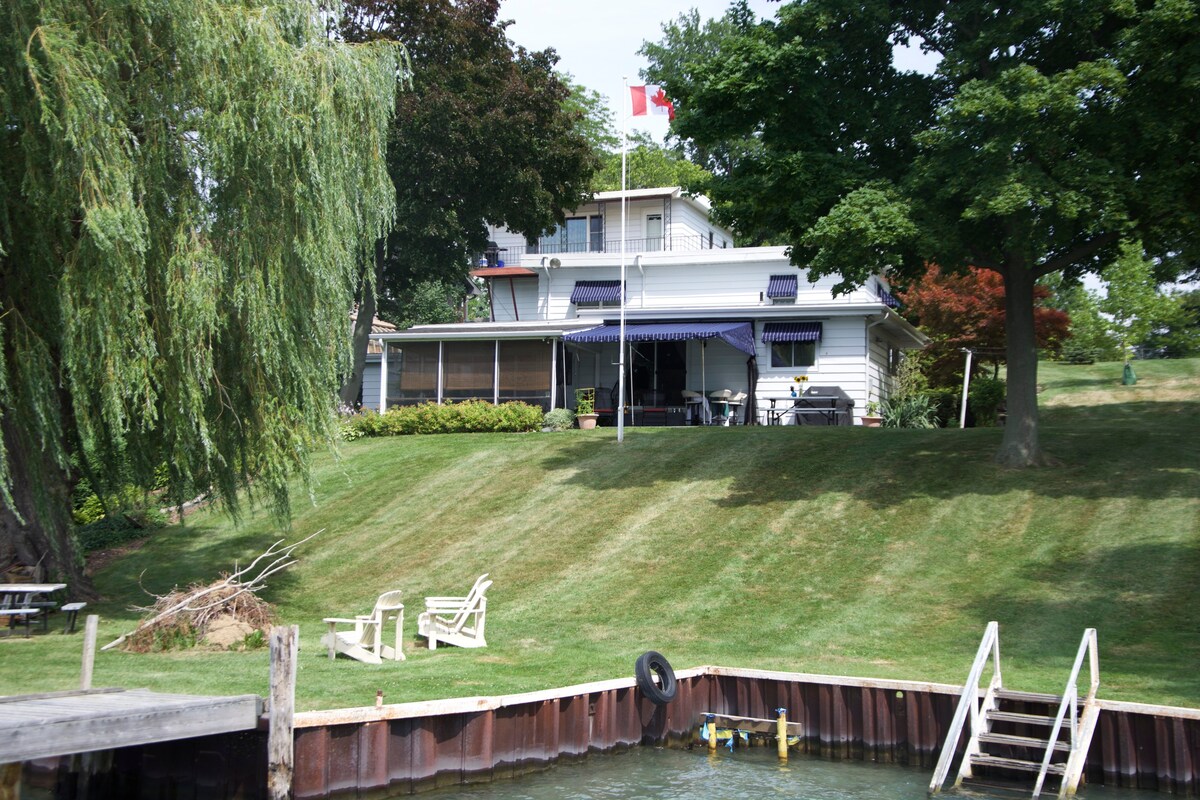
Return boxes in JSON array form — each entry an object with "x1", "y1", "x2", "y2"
[{"x1": 651, "y1": 87, "x2": 675, "y2": 121}]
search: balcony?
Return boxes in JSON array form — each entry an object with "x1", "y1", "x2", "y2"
[{"x1": 526, "y1": 234, "x2": 727, "y2": 256}]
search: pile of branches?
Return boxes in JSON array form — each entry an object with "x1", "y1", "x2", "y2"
[
  {"x1": 103, "y1": 532, "x2": 318, "y2": 653},
  {"x1": 123, "y1": 578, "x2": 277, "y2": 652}
]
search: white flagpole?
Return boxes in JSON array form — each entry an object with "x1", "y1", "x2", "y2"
[{"x1": 618, "y1": 77, "x2": 629, "y2": 444}]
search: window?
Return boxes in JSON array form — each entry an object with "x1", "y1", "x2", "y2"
[
  {"x1": 645, "y1": 214, "x2": 663, "y2": 251},
  {"x1": 536, "y1": 215, "x2": 604, "y2": 254},
  {"x1": 770, "y1": 341, "x2": 817, "y2": 368},
  {"x1": 766, "y1": 275, "x2": 798, "y2": 304},
  {"x1": 387, "y1": 342, "x2": 438, "y2": 405},
  {"x1": 443, "y1": 341, "x2": 495, "y2": 401},
  {"x1": 570, "y1": 280, "x2": 623, "y2": 308},
  {"x1": 499, "y1": 340, "x2": 551, "y2": 403}
]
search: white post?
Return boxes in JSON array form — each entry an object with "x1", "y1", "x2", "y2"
[
  {"x1": 958, "y1": 348, "x2": 973, "y2": 429},
  {"x1": 549, "y1": 339, "x2": 558, "y2": 409},
  {"x1": 618, "y1": 77, "x2": 629, "y2": 444},
  {"x1": 80, "y1": 614, "x2": 99, "y2": 690},
  {"x1": 378, "y1": 340, "x2": 388, "y2": 413}
]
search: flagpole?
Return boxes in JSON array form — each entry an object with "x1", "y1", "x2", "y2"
[{"x1": 618, "y1": 76, "x2": 628, "y2": 444}]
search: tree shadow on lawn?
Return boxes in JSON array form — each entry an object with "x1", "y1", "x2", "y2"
[
  {"x1": 92, "y1": 524, "x2": 304, "y2": 618},
  {"x1": 961, "y1": 540, "x2": 1200, "y2": 702},
  {"x1": 537, "y1": 400, "x2": 1200, "y2": 511}
]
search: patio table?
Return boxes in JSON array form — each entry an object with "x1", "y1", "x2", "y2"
[{"x1": 0, "y1": 584, "x2": 66, "y2": 636}]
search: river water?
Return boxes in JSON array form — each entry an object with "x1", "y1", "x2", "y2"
[{"x1": 424, "y1": 746, "x2": 1162, "y2": 800}]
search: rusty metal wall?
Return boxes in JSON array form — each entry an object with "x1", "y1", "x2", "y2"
[{"x1": 24, "y1": 672, "x2": 1199, "y2": 798}]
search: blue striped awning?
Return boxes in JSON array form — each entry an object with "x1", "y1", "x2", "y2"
[
  {"x1": 766, "y1": 274, "x2": 798, "y2": 299},
  {"x1": 761, "y1": 321, "x2": 823, "y2": 343},
  {"x1": 564, "y1": 322, "x2": 757, "y2": 356},
  {"x1": 881, "y1": 289, "x2": 901, "y2": 308},
  {"x1": 570, "y1": 280, "x2": 622, "y2": 304}
]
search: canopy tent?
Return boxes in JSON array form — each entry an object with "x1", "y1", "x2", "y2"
[{"x1": 563, "y1": 321, "x2": 756, "y2": 356}]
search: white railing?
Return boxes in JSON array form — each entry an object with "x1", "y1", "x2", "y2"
[
  {"x1": 1031, "y1": 628, "x2": 1099, "y2": 799},
  {"x1": 929, "y1": 621, "x2": 1002, "y2": 794}
]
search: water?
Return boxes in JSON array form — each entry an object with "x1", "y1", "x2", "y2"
[{"x1": 424, "y1": 747, "x2": 1163, "y2": 800}]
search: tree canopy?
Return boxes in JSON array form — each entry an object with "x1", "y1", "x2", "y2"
[
  {"x1": 645, "y1": 0, "x2": 1200, "y2": 466},
  {"x1": 335, "y1": 0, "x2": 598, "y2": 404},
  {"x1": 0, "y1": 0, "x2": 404, "y2": 586}
]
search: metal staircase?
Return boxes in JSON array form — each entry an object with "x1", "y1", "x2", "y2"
[{"x1": 929, "y1": 622, "x2": 1101, "y2": 799}]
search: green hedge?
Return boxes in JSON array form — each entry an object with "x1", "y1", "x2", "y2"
[{"x1": 342, "y1": 400, "x2": 545, "y2": 438}]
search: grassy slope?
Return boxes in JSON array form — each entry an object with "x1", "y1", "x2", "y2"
[{"x1": 1, "y1": 359, "x2": 1196, "y2": 712}]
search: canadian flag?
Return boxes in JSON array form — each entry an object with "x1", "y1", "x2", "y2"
[{"x1": 630, "y1": 85, "x2": 675, "y2": 121}]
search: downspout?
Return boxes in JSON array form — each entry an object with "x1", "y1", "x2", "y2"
[
  {"x1": 636, "y1": 254, "x2": 644, "y2": 309},
  {"x1": 540, "y1": 257, "x2": 552, "y2": 318}
]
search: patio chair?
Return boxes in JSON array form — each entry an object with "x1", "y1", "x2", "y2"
[
  {"x1": 321, "y1": 590, "x2": 405, "y2": 664},
  {"x1": 417, "y1": 574, "x2": 492, "y2": 650}
]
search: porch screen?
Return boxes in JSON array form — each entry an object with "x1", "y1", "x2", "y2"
[
  {"x1": 387, "y1": 342, "x2": 438, "y2": 405},
  {"x1": 499, "y1": 340, "x2": 551, "y2": 405},
  {"x1": 443, "y1": 341, "x2": 495, "y2": 401}
]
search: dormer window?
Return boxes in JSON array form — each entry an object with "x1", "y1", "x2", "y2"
[
  {"x1": 570, "y1": 280, "x2": 623, "y2": 308},
  {"x1": 767, "y1": 274, "x2": 798, "y2": 304}
]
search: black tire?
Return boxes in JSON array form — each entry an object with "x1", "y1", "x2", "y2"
[{"x1": 635, "y1": 650, "x2": 677, "y2": 705}]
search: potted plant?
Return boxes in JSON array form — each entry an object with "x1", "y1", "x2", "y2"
[
  {"x1": 861, "y1": 400, "x2": 883, "y2": 427},
  {"x1": 575, "y1": 388, "x2": 599, "y2": 430}
]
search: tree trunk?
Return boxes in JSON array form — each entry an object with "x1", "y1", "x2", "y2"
[
  {"x1": 994, "y1": 264, "x2": 1046, "y2": 467},
  {"x1": 338, "y1": 245, "x2": 382, "y2": 409},
  {"x1": 0, "y1": 415, "x2": 93, "y2": 596}
]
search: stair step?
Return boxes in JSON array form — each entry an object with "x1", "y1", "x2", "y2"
[
  {"x1": 987, "y1": 710, "x2": 1062, "y2": 727},
  {"x1": 979, "y1": 732, "x2": 1071, "y2": 752},
  {"x1": 971, "y1": 755, "x2": 1067, "y2": 775},
  {"x1": 994, "y1": 689, "x2": 1065, "y2": 705}
]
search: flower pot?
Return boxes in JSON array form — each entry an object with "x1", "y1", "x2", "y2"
[
  {"x1": 861, "y1": 415, "x2": 883, "y2": 428},
  {"x1": 577, "y1": 413, "x2": 599, "y2": 430}
]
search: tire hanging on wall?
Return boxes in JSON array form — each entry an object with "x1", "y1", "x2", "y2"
[{"x1": 635, "y1": 650, "x2": 678, "y2": 705}]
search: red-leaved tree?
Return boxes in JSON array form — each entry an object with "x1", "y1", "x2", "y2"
[{"x1": 897, "y1": 265, "x2": 1070, "y2": 387}]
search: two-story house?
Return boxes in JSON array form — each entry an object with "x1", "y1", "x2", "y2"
[{"x1": 363, "y1": 187, "x2": 926, "y2": 425}]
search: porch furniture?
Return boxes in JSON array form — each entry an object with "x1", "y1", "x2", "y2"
[
  {"x1": 321, "y1": 590, "x2": 406, "y2": 664},
  {"x1": 709, "y1": 389, "x2": 732, "y2": 425},
  {"x1": 417, "y1": 574, "x2": 492, "y2": 650},
  {"x1": 681, "y1": 391, "x2": 708, "y2": 425},
  {"x1": 726, "y1": 392, "x2": 747, "y2": 425}
]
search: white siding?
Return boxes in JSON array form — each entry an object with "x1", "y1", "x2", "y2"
[{"x1": 488, "y1": 276, "x2": 541, "y2": 322}]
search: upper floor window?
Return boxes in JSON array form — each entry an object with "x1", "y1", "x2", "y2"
[
  {"x1": 766, "y1": 274, "x2": 798, "y2": 304},
  {"x1": 536, "y1": 215, "x2": 604, "y2": 254}
]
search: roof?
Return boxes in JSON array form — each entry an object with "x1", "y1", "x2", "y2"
[
  {"x1": 349, "y1": 306, "x2": 397, "y2": 335},
  {"x1": 586, "y1": 186, "x2": 714, "y2": 215},
  {"x1": 470, "y1": 266, "x2": 538, "y2": 278}
]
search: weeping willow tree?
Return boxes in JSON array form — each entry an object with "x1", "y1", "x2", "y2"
[{"x1": 0, "y1": 0, "x2": 407, "y2": 590}]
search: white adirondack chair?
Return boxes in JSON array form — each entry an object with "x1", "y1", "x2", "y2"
[
  {"x1": 321, "y1": 590, "x2": 405, "y2": 664},
  {"x1": 417, "y1": 574, "x2": 492, "y2": 650}
]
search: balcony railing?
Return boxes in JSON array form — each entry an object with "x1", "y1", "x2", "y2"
[{"x1": 526, "y1": 234, "x2": 727, "y2": 256}]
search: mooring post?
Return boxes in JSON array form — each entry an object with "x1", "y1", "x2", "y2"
[
  {"x1": 706, "y1": 714, "x2": 717, "y2": 753},
  {"x1": 80, "y1": 615, "x2": 99, "y2": 690},
  {"x1": 268, "y1": 625, "x2": 298, "y2": 800},
  {"x1": 0, "y1": 762, "x2": 20, "y2": 800},
  {"x1": 776, "y1": 708, "x2": 788, "y2": 762}
]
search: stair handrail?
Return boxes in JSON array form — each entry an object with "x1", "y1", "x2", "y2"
[
  {"x1": 929, "y1": 621, "x2": 1001, "y2": 794},
  {"x1": 1031, "y1": 628, "x2": 1098, "y2": 799}
]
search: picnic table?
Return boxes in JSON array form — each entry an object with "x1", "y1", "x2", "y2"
[{"x1": 0, "y1": 583, "x2": 66, "y2": 636}]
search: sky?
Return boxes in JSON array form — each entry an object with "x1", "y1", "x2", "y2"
[
  {"x1": 498, "y1": 1, "x2": 941, "y2": 142},
  {"x1": 498, "y1": 0, "x2": 779, "y2": 142}
]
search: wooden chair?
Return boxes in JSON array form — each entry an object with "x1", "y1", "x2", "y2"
[
  {"x1": 321, "y1": 590, "x2": 405, "y2": 664},
  {"x1": 417, "y1": 574, "x2": 492, "y2": 650}
]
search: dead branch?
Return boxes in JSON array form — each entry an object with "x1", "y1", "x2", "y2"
[{"x1": 101, "y1": 530, "x2": 321, "y2": 651}]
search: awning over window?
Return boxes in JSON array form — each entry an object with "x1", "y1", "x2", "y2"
[
  {"x1": 881, "y1": 289, "x2": 901, "y2": 308},
  {"x1": 564, "y1": 321, "x2": 757, "y2": 356},
  {"x1": 570, "y1": 280, "x2": 622, "y2": 304},
  {"x1": 761, "y1": 321, "x2": 822, "y2": 343},
  {"x1": 766, "y1": 274, "x2": 798, "y2": 299}
]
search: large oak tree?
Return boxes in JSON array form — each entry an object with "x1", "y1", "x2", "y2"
[
  {"x1": 645, "y1": 0, "x2": 1199, "y2": 465},
  {"x1": 1, "y1": 0, "x2": 404, "y2": 588}
]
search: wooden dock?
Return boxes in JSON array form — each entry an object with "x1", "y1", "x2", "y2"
[{"x1": 0, "y1": 687, "x2": 262, "y2": 763}]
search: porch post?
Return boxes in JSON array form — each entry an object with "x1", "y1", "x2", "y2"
[
  {"x1": 379, "y1": 341, "x2": 388, "y2": 413},
  {"x1": 549, "y1": 339, "x2": 558, "y2": 410},
  {"x1": 437, "y1": 341, "x2": 444, "y2": 404},
  {"x1": 493, "y1": 340, "x2": 500, "y2": 405}
]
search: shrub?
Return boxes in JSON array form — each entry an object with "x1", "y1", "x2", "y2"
[
  {"x1": 969, "y1": 377, "x2": 1006, "y2": 426},
  {"x1": 881, "y1": 394, "x2": 941, "y2": 428},
  {"x1": 543, "y1": 408, "x2": 576, "y2": 431},
  {"x1": 75, "y1": 511, "x2": 166, "y2": 552},
  {"x1": 922, "y1": 387, "x2": 961, "y2": 428},
  {"x1": 339, "y1": 401, "x2": 544, "y2": 438}
]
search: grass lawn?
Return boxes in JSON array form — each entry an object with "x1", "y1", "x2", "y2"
[{"x1": 1, "y1": 358, "x2": 1196, "y2": 712}]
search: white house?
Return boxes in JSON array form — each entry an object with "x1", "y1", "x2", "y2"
[{"x1": 364, "y1": 187, "x2": 926, "y2": 425}]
